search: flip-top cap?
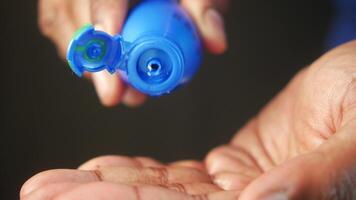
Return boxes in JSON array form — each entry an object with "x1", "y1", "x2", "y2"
[
  {"x1": 66, "y1": 25, "x2": 185, "y2": 96},
  {"x1": 66, "y1": 25, "x2": 123, "y2": 77}
]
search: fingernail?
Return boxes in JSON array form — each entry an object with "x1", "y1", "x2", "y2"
[
  {"x1": 92, "y1": 11, "x2": 109, "y2": 33},
  {"x1": 94, "y1": 22, "x2": 114, "y2": 35},
  {"x1": 263, "y1": 192, "x2": 289, "y2": 200},
  {"x1": 203, "y1": 9, "x2": 227, "y2": 53},
  {"x1": 94, "y1": 23, "x2": 105, "y2": 32},
  {"x1": 94, "y1": 21, "x2": 116, "y2": 35},
  {"x1": 92, "y1": 71, "x2": 122, "y2": 106}
]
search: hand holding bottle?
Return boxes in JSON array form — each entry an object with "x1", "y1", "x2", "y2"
[{"x1": 38, "y1": 0, "x2": 228, "y2": 106}]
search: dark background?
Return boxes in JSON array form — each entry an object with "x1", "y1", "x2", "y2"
[{"x1": 0, "y1": 0, "x2": 332, "y2": 199}]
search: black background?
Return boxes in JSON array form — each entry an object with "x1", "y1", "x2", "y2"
[{"x1": 0, "y1": 0, "x2": 332, "y2": 199}]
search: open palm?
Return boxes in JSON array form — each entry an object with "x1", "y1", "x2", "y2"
[{"x1": 21, "y1": 41, "x2": 356, "y2": 200}]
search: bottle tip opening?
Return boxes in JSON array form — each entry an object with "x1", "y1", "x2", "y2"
[
  {"x1": 147, "y1": 59, "x2": 162, "y2": 76},
  {"x1": 126, "y1": 37, "x2": 184, "y2": 96}
]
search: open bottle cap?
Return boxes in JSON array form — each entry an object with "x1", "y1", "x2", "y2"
[
  {"x1": 66, "y1": 25, "x2": 124, "y2": 77},
  {"x1": 66, "y1": 25, "x2": 184, "y2": 96}
]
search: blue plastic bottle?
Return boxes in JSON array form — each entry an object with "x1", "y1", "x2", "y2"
[{"x1": 67, "y1": 0, "x2": 202, "y2": 96}]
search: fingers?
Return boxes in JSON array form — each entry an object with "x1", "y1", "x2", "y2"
[
  {"x1": 78, "y1": 155, "x2": 163, "y2": 170},
  {"x1": 20, "y1": 169, "x2": 99, "y2": 197},
  {"x1": 79, "y1": 156, "x2": 203, "y2": 172},
  {"x1": 69, "y1": 0, "x2": 91, "y2": 27},
  {"x1": 23, "y1": 182, "x2": 221, "y2": 200},
  {"x1": 85, "y1": 0, "x2": 146, "y2": 107},
  {"x1": 79, "y1": 155, "x2": 141, "y2": 170},
  {"x1": 38, "y1": 0, "x2": 76, "y2": 57},
  {"x1": 212, "y1": 172, "x2": 252, "y2": 191},
  {"x1": 206, "y1": 145, "x2": 262, "y2": 175},
  {"x1": 22, "y1": 161, "x2": 221, "y2": 199},
  {"x1": 134, "y1": 157, "x2": 164, "y2": 168},
  {"x1": 91, "y1": 73, "x2": 146, "y2": 107},
  {"x1": 21, "y1": 183, "x2": 79, "y2": 200},
  {"x1": 88, "y1": 0, "x2": 130, "y2": 106},
  {"x1": 167, "y1": 182, "x2": 221, "y2": 195},
  {"x1": 181, "y1": 0, "x2": 228, "y2": 54},
  {"x1": 24, "y1": 182, "x2": 238, "y2": 200},
  {"x1": 91, "y1": 71, "x2": 125, "y2": 106},
  {"x1": 169, "y1": 160, "x2": 206, "y2": 171},
  {"x1": 89, "y1": 0, "x2": 147, "y2": 107},
  {"x1": 122, "y1": 87, "x2": 148, "y2": 107},
  {"x1": 38, "y1": 0, "x2": 146, "y2": 107},
  {"x1": 205, "y1": 145, "x2": 262, "y2": 191},
  {"x1": 21, "y1": 166, "x2": 212, "y2": 197},
  {"x1": 90, "y1": 0, "x2": 128, "y2": 35},
  {"x1": 96, "y1": 166, "x2": 212, "y2": 185}
]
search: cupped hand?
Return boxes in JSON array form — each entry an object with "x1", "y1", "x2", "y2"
[
  {"x1": 205, "y1": 40, "x2": 356, "y2": 200},
  {"x1": 38, "y1": 0, "x2": 228, "y2": 107},
  {"x1": 20, "y1": 156, "x2": 238, "y2": 200},
  {"x1": 21, "y1": 41, "x2": 356, "y2": 199}
]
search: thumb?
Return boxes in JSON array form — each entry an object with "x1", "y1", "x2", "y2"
[
  {"x1": 239, "y1": 153, "x2": 327, "y2": 200},
  {"x1": 239, "y1": 120, "x2": 356, "y2": 200}
]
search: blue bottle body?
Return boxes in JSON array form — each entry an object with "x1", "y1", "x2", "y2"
[
  {"x1": 327, "y1": 0, "x2": 356, "y2": 49},
  {"x1": 121, "y1": 0, "x2": 202, "y2": 84},
  {"x1": 67, "y1": 0, "x2": 202, "y2": 96}
]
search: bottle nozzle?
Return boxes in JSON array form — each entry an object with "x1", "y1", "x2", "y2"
[{"x1": 146, "y1": 59, "x2": 162, "y2": 76}]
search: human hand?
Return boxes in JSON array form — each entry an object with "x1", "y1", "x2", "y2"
[
  {"x1": 205, "y1": 40, "x2": 356, "y2": 199},
  {"x1": 20, "y1": 155, "x2": 239, "y2": 200},
  {"x1": 21, "y1": 42, "x2": 356, "y2": 200},
  {"x1": 38, "y1": 0, "x2": 228, "y2": 107}
]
